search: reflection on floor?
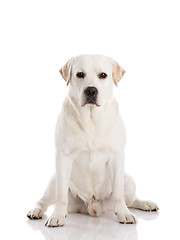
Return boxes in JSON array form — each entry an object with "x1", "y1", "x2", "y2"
[{"x1": 27, "y1": 209, "x2": 159, "y2": 240}]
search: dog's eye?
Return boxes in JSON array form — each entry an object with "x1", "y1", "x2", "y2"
[
  {"x1": 76, "y1": 72, "x2": 85, "y2": 78},
  {"x1": 98, "y1": 72, "x2": 107, "y2": 79}
]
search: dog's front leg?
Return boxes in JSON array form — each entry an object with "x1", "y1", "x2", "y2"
[
  {"x1": 45, "y1": 153, "x2": 74, "y2": 227},
  {"x1": 113, "y1": 151, "x2": 137, "y2": 224}
]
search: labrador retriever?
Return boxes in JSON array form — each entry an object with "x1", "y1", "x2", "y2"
[{"x1": 27, "y1": 55, "x2": 158, "y2": 227}]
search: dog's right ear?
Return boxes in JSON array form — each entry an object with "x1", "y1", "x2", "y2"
[{"x1": 59, "y1": 57, "x2": 75, "y2": 86}]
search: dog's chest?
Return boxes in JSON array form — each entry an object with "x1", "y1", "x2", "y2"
[
  {"x1": 77, "y1": 117, "x2": 115, "y2": 152},
  {"x1": 70, "y1": 149, "x2": 112, "y2": 202},
  {"x1": 85, "y1": 121, "x2": 102, "y2": 150}
]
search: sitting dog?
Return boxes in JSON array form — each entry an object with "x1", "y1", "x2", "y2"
[{"x1": 27, "y1": 55, "x2": 158, "y2": 227}]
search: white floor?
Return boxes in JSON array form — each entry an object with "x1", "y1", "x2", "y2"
[
  {"x1": 26, "y1": 210, "x2": 156, "y2": 240},
  {"x1": 10, "y1": 204, "x2": 176, "y2": 240}
]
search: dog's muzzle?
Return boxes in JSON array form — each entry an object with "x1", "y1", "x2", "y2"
[{"x1": 83, "y1": 86, "x2": 98, "y2": 105}]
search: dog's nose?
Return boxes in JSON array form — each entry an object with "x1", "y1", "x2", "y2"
[{"x1": 84, "y1": 87, "x2": 98, "y2": 97}]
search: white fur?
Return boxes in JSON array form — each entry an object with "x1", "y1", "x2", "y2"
[{"x1": 27, "y1": 55, "x2": 158, "y2": 227}]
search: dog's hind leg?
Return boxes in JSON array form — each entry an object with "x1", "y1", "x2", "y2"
[
  {"x1": 27, "y1": 175, "x2": 56, "y2": 219},
  {"x1": 124, "y1": 174, "x2": 159, "y2": 211}
]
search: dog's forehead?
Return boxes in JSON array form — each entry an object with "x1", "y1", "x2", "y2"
[{"x1": 73, "y1": 55, "x2": 112, "y2": 73}]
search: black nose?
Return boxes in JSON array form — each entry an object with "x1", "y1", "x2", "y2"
[{"x1": 84, "y1": 87, "x2": 98, "y2": 97}]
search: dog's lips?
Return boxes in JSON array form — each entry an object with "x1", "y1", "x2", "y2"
[
  {"x1": 86, "y1": 99, "x2": 96, "y2": 104},
  {"x1": 81, "y1": 100, "x2": 101, "y2": 107}
]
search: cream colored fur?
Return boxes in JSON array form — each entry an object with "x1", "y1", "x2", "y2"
[{"x1": 27, "y1": 55, "x2": 158, "y2": 227}]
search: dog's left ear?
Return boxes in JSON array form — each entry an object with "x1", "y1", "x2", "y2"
[
  {"x1": 59, "y1": 57, "x2": 75, "y2": 86},
  {"x1": 111, "y1": 59, "x2": 125, "y2": 87}
]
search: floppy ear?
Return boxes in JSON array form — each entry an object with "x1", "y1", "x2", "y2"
[
  {"x1": 112, "y1": 60, "x2": 125, "y2": 87},
  {"x1": 59, "y1": 57, "x2": 75, "y2": 86}
]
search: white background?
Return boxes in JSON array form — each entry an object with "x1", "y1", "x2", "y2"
[{"x1": 0, "y1": 0, "x2": 180, "y2": 239}]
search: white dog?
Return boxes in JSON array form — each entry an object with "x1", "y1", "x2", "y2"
[{"x1": 27, "y1": 55, "x2": 158, "y2": 227}]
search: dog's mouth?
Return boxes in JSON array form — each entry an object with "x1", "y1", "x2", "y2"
[{"x1": 81, "y1": 100, "x2": 101, "y2": 107}]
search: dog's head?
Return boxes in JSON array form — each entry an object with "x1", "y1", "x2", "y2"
[{"x1": 60, "y1": 55, "x2": 125, "y2": 107}]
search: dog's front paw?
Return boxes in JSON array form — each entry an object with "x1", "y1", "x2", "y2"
[
  {"x1": 45, "y1": 215, "x2": 65, "y2": 227},
  {"x1": 115, "y1": 211, "x2": 137, "y2": 224},
  {"x1": 27, "y1": 208, "x2": 44, "y2": 219}
]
